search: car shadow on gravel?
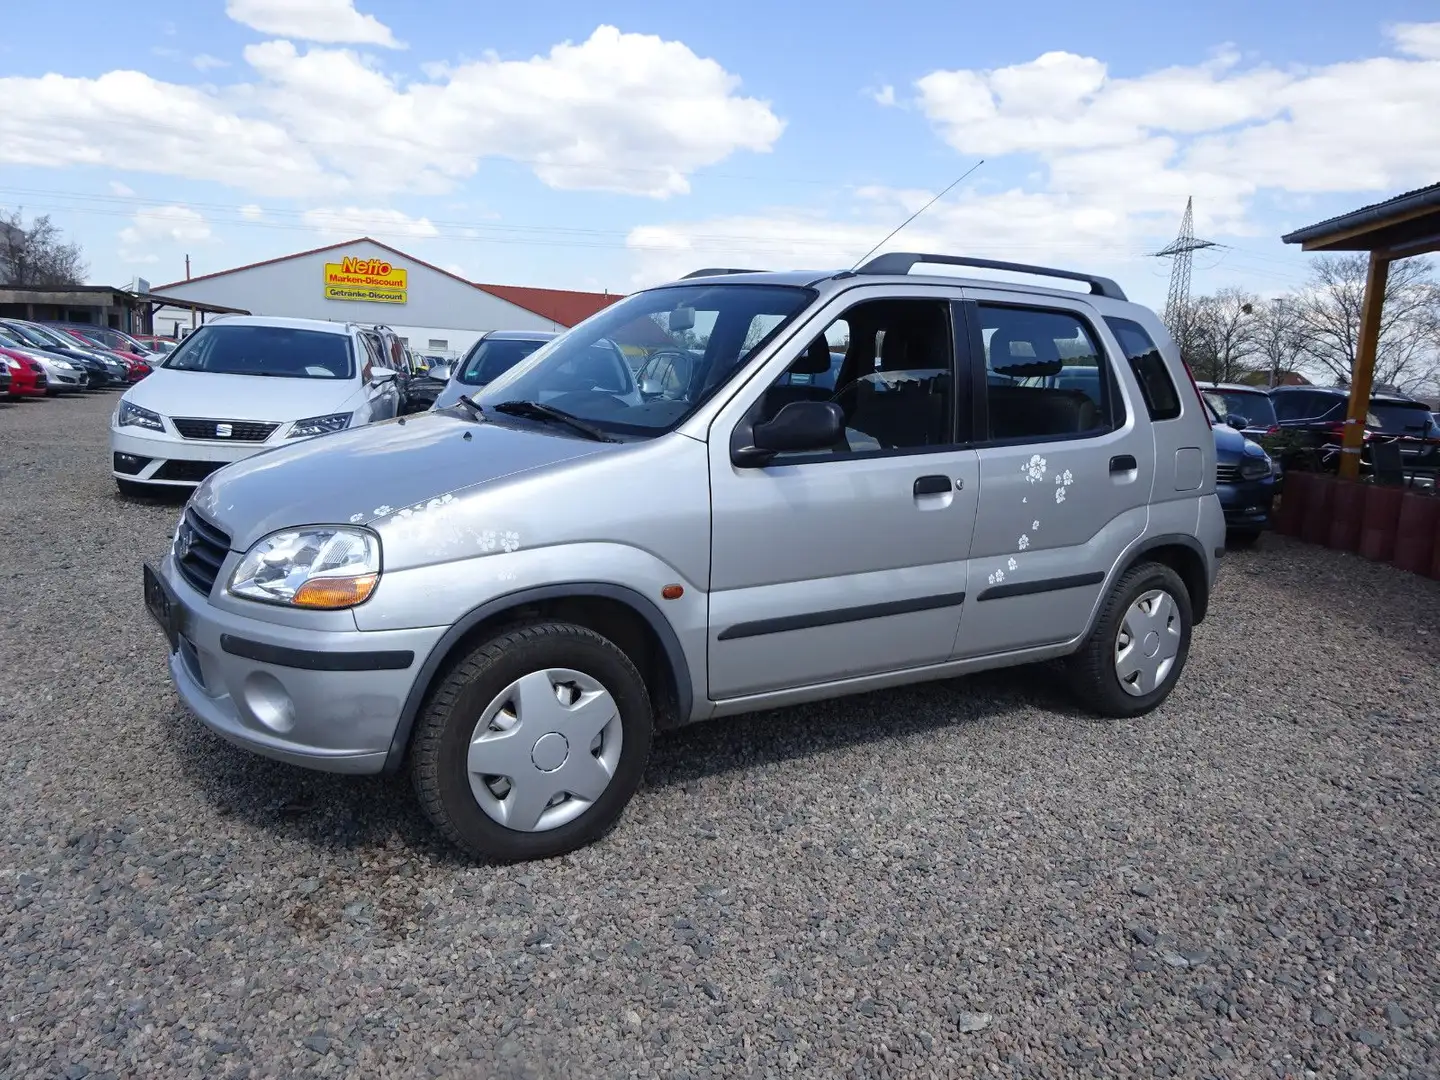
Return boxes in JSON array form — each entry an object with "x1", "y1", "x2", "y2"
[{"x1": 167, "y1": 664, "x2": 1070, "y2": 864}]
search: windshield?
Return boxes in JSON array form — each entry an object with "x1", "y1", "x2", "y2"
[
  {"x1": 1370, "y1": 401, "x2": 1437, "y2": 436},
  {"x1": 7, "y1": 322, "x2": 69, "y2": 348},
  {"x1": 472, "y1": 283, "x2": 814, "y2": 436},
  {"x1": 162, "y1": 324, "x2": 355, "y2": 379},
  {"x1": 1205, "y1": 389, "x2": 1277, "y2": 428},
  {"x1": 457, "y1": 338, "x2": 551, "y2": 385}
]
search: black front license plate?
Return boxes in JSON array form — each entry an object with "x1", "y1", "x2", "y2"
[{"x1": 143, "y1": 562, "x2": 178, "y2": 651}]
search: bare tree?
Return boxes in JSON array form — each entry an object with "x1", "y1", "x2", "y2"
[
  {"x1": 1290, "y1": 254, "x2": 1439, "y2": 392},
  {"x1": 1187, "y1": 287, "x2": 1261, "y2": 383},
  {"x1": 1252, "y1": 296, "x2": 1306, "y2": 388},
  {"x1": 0, "y1": 210, "x2": 88, "y2": 287}
]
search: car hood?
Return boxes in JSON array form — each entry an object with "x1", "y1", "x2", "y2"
[
  {"x1": 191, "y1": 408, "x2": 619, "y2": 550},
  {"x1": 124, "y1": 367, "x2": 361, "y2": 424}
]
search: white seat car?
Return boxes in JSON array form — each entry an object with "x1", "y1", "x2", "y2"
[{"x1": 111, "y1": 316, "x2": 402, "y2": 495}]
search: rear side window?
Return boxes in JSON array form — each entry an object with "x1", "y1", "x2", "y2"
[
  {"x1": 978, "y1": 304, "x2": 1115, "y2": 442},
  {"x1": 1105, "y1": 317, "x2": 1179, "y2": 421}
]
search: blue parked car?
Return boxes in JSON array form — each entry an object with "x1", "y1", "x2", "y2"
[{"x1": 1208, "y1": 402, "x2": 1277, "y2": 545}]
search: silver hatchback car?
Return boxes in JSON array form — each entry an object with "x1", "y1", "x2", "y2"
[{"x1": 144, "y1": 253, "x2": 1224, "y2": 861}]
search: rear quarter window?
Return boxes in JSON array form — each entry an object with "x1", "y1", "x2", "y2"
[{"x1": 1104, "y1": 316, "x2": 1180, "y2": 421}]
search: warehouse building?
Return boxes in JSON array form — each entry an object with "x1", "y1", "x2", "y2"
[{"x1": 151, "y1": 237, "x2": 621, "y2": 358}]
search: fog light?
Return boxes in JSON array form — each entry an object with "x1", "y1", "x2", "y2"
[
  {"x1": 243, "y1": 671, "x2": 296, "y2": 733},
  {"x1": 113, "y1": 452, "x2": 150, "y2": 475}
]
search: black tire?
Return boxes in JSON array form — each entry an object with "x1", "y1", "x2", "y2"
[
  {"x1": 1227, "y1": 528, "x2": 1261, "y2": 547},
  {"x1": 1068, "y1": 561, "x2": 1193, "y2": 719},
  {"x1": 411, "y1": 621, "x2": 653, "y2": 862}
]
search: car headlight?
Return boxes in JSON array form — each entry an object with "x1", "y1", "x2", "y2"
[
  {"x1": 228, "y1": 527, "x2": 380, "y2": 609},
  {"x1": 288, "y1": 412, "x2": 353, "y2": 439},
  {"x1": 4, "y1": 357, "x2": 18, "y2": 371},
  {"x1": 1238, "y1": 455, "x2": 1271, "y2": 481},
  {"x1": 54, "y1": 360, "x2": 73, "y2": 370},
  {"x1": 117, "y1": 400, "x2": 165, "y2": 431}
]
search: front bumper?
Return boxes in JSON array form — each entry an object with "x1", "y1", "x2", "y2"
[
  {"x1": 111, "y1": 426, "x2": 271, "y2": 486},
  {"x1": 151, "y1": 553, "x2": 445, "y2": 773},
  {"x1": 41, "y1": 366, "x2": 84, "y2": 391},
  {"x1": 1217, "y1": 475, "x2": 1276, "y2": 528}
]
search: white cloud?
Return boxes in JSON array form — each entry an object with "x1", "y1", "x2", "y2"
[
  {"x1": 192, "y1": 54, "x2": 230, "y2": 72},
  {"x1": 0, "y1": 26, "x2": 780, "y2": 200},
  {"x1": 871, "y1": 84, "x2": 897, "y2": 107},
  {"x1": 109, "y1": 181, "x2": 135, "y2": 197},
  {"x1": 119, "y1": 205, "x2": 211, "y2": 262},
  {"x1": 0, "y1": 69, "x2": 336, "y2": 197},
  {"x1": 238, "y1": 203, "x2": 265, "y2": 221},
  {"x1": 244, "y1": 26, "x2": 783, "y2": 197},
  {"x1": 1390, "y1": 21, "x2": 1440, "y2": 59},
  {"x1": 225, "y1": 0, "x2": 403, "y2": 48},
  {"x1": 301, "y1": 206, "x2": 439, "y2": 239}
]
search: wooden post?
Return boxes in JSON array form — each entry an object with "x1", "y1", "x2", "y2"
[{"x1": 1339, "y1": 252, "x2": 1390, "y2": 480}]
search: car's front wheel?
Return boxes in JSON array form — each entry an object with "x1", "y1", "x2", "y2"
[
  {"x1": 411, "y1": 622, "x2": 653, "y2": 862},
  {"x1": 1068, "y1": 561, "x2": 1192, "y2": 718}
]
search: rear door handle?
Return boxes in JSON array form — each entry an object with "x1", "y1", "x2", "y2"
[
  {"x1": 1110, "y1": 455, "x2": 1138, "y2": 473},
  {"x1": 913, "y1": 474, "x2": 951, "y2": 496}
]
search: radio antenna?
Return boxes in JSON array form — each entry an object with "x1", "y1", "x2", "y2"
[{"x1": 849, "y1": 159, "x2": 985, "y2": 271}]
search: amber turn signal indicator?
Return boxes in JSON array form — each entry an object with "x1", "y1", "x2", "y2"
[
  {"x1": 661, "y1": 584, "x2": 684, "y2": 600},
  {"x1": 292, "y1": 573, "x2": 378, "y2": 609}
]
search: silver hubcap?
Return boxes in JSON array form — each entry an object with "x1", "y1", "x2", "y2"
[
  {"x1": 466, "y1": 668, "x2": 622, "y2": 832},
  {"x1": 1114, "y1": 589, "x2": 1182, "y2": 697}
]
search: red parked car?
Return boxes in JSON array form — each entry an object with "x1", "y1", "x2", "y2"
[
  {"x1": 58, "y1": 327, "x2": 152, "y2": 381},
  {"x1": 2, "y1": 348, "x2": 49, "y2": 398}
]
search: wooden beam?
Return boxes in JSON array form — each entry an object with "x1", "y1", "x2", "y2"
[{"x1": 1339, "y1": 252, "x2": 1390, "y2": 480}]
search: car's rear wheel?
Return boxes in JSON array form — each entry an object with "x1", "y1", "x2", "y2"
[
  {"x1": 1068, "y1": 561, "x2": 1192, "y2": 718},
  {"x1": 411, "y1": 622, "x2": 653, "y2": 862}
]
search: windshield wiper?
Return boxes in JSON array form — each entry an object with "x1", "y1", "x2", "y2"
[
  {"x1": 456, "y1": 394, "x2": 486, "y2": 421},
  {"x1": 493, "y1": 400, "x2": 615, "y2": 442}
]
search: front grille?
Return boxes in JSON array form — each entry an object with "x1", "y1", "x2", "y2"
[
  {"x1": 155, "y1": 459, "x2": 226, "y2": 483},
  {"x1": 172, "y1": 418, "x2": 279, "y2": 442},
  {"x1": 174, "y1": 508, "x2": 232, "y2": 596},
  {"x1": 1216, "y1": 462, "x2": 1239, "y2": 484}
]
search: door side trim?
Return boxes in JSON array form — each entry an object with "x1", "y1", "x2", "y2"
[
  {"x1": 975, "y1": 571, "x2": 1104, "y2": 602},
  {"x1": 717, "y1": 591, "x2": 967, "y2": 641}
]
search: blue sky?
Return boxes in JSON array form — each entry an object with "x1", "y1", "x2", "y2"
[{"x1": 2, "y1": 0, "x2": 1438, "y2": 310}]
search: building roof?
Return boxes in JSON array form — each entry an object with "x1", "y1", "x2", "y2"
[
  {"x1": 473, "y1": 282, "x2": 620, "y2": 327},
  {"x1": 154, "y1": 237, "x2": 622, "y2": 328},
  {"x1": 1281, "y1": 182, "x2": 1440, "y2": 255}
]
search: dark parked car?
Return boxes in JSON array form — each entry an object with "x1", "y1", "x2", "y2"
[
  {"x1": 1270, "y1": 385, "x2": 1440, "y2": 473},
  {"x1": 1208, "y1": 401, "x2": 1276, "y2": 544},
  {"x1": 0, "y1": 319, "x2": 127, "y2": 387},
  {"x1": 1196, "y1": 381, "x2": 1279, "y2": 442}
]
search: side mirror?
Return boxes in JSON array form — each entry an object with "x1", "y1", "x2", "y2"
[
  {"x1": 370, "y1": 365, "x2": 396, "y2": 384},
  {"x1": 731, "y1": 400, "x2": 844, "y2": 467},
  {"x1": 1225, "y1": 415, "x2": 1247, "y2": 430},
  {"x1": 427, "y1": 363, "x2": 453, "y2": 382}
]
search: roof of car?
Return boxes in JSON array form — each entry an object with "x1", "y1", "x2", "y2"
[
  {"x1": 1197, "y1": 381, "x2": 1270, "y2": 393},
  {"x1": 1272, "y1": 384, "x2": 1424, "y2": 404},
  {"x1": 669, "y1": 267, "x2": 1135, "y2": 305},
  {"x1": 483, "y1": 330, "x2": 560, "y2": 341},
  {"x1": 206, "y1": 315, "x2": 353, "y2": 334}
]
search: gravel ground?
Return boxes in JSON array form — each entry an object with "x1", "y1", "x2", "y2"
[{"x1": 2, "y1": 389, "x2": 1439, "y2": 1080}]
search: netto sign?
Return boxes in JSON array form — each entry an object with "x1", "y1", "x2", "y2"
[{"x1": 323, "y1": 255, "x2": 408, "y2": 304}]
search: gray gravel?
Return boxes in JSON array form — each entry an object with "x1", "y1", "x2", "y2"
[{"x1": 3, "y1": 389, "x2": 1440, "y2": 1079}]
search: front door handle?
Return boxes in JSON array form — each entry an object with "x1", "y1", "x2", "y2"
[
  {"x1": 913, "y1": 475, "x2": 951, "y2": 496},
  {"x1": 1110, "y1": 455, "x2": 1138, "y2": 473}
]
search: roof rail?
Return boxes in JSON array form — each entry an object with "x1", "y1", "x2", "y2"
[
  {"x1": 680, "y1": 267, "x2": 765, "y2": 279},
  {"x1": 852, "y1": 253, "x2": 1127, "y2": 301}
]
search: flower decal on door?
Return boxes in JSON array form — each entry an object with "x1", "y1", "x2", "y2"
[{"x1": 1021, "y1": 454, "x2": 1048, "y2": 484}]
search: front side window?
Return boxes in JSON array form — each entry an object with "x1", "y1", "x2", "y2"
[
  {"x1": 473, "y1": 283, "x2": 813, "y2": 437},
  {"x1": 980, "y1": 305, "x2": 1114, "y2": 442},
  {"x1": 1207, "y1": 389, "x2": 1277, "y2": 429},
  {"x1": 162, "y1": 324, "x2": 355, "y2": 380},
  {"x1": 749, "y1": 298, "x2": 955, "y2": 459}
]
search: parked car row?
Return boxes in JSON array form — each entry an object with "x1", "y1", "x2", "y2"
[{"x1": 0, "y1": 317, "x2": 172, "y2": 399}]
